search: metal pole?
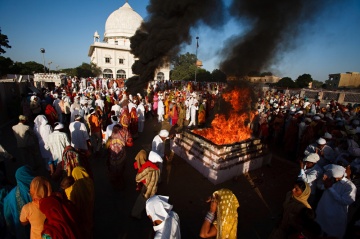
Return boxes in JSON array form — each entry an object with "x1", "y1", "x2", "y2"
[
  {"x1": 195, "y1": 36, "x2": 199, "y2": 82},
  {"x1": 40, "y1": 48, "x2": 46, "y2": 73}
]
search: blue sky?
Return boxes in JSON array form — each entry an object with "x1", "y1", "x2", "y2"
[{"x1": 1, "y1": 0, "x2": 359, "y2": 82}]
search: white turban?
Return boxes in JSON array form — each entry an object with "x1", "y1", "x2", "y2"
[
  {"x1": 324, "y1": 132, "x2": 332, "y2": 139},
  {"x1": 324, "y1": 164, "x2": 345, "y2": 178},
  {"x1": 146, "y1": 195, "x2": 173, "y2": 222},
  {"x1": 149, "y1": 151, "x2": 163, "y2": 164},
  {"x1": 317, "y1": 138, "x2": 326, "y2": 145},
  {"x1": 159, "y1": 129, "x2": 169, "y2": 138},
  {"x1": 304, "y1": 153, "x2": 320, "y2": 163}
]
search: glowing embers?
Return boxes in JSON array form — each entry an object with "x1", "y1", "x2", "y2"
[{"x1": 193, "y1": 87, "x2": 255, "y2": 145}]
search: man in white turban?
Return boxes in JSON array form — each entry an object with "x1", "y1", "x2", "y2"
[
  {"x1": 145, "y1": 195, "x2": 181, "y2": 239},
  {"x1": 44, "y1": 122, "x2": 70, "y2": 177},
  {"x1": 298, "y1": 153, "x2": 323, "y2": 207},
  {"x1": 316, "y1": 164, "x2": 356, "y2": 238}
]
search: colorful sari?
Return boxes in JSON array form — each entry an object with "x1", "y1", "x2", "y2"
[
  {"x1": 61, "y1": 145, "x2": 93, "y2": 179},
  {"x1": 3, "y1": 165, "x2": 35, "y2": 239},
  {"x1": 198, "y1": 103, "x2": 206, "y2": 126},
  {"x1": 129, "y1": 107, "x2": 138, "y2": 137},
  {"x1": 40, "y1": 193, "x2": 82, "y2": 239},
  {"x1": 213, "y1": 189, "x2": 239, "y2": 239},
  {"x1": 106, "y1": 124, "x2": 133, "y2": 188},
  {"x1": 65, "y1": 167, "x2": 94, "y2": 239}
]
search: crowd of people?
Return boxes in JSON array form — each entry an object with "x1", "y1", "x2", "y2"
[{"x1": 0, "y1": 77, "x2": 360, "y2": 238}]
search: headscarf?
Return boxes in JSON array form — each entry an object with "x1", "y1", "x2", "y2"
[
  {"x1": 29, "y1": 176, "x2": 52, "y2": 206},
  {"x1": 149, "y1": 151, "x2": 163, "y2": 164},
  {"x1": 65, "y1": 167, "x2": 94, "y2": 237},
  {"x1": 39, "y1": 194, "x2": 80, "y2": 239},
  {"x1": 213, "y1": 188, "x2": 239, "y2": 239},
  {"x1": 293, "y1": 182, "x2": 311, "y2": 209},
  {"x1": 135, "y1": 149, "x2": 147, "y2": 169},
  {"x1": 3, "y1": 165, "x2": 35, "y2": 238},
  {"x1": 146, "y1": 195, "x2": 173, "y2": 222}
]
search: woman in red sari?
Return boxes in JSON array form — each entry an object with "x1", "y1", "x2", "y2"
[{"x1": 106, "y1": 124, "x2": 133, "y2": 189}]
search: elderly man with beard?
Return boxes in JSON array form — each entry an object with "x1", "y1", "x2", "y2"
[{"x1": 44, "y1": 123, "x2": 70, "y2": 177}]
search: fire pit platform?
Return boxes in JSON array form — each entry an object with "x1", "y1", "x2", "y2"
[{"x1": 171, "y1": 130, "x2": 271, "y2": 185}]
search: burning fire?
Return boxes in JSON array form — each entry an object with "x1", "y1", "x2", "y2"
[{"x1": 193, "y1": 87, "x2": 255, "y2": 145}]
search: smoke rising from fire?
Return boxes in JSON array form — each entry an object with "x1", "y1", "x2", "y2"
[
  {"x1": 220, "y1": 0, "x2": 324, "y2": 76},
  {"x1": 128, "y1": 0, "x2": 326, "y2": 93},
  {"x1": 128, "y1": 0, "x2": 226, "y2": 94}
]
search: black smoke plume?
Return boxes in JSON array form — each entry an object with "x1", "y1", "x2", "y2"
[
  {"x1": 219, "y1": 0, "x2": 324, "y2": 76},
  {"x1": 127, "y1": 0, "x2": 226, "y2": 94}
]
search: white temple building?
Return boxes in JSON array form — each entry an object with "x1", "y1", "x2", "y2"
[{"x1": 88, "y1": 2, "x2": 170, "y2": 81}]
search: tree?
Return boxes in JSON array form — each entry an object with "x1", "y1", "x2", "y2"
[
  {"x1": 211, "y1": 69, "x2": 227, "y2": 83},
  {"x1": 0, "y1": 56, "x2": 13, "y2": 77},
  {"x1": 276, "y1": 77, "x2": 296, "y2": 88},
  {"x1": 74, "y1": 62, "x2": 102, "y2": 78},
  {"x1": 170, "y1": 52, "x2": 197, "y2": 81},
  {"x1": 196, "y1": 69, "x2": 211, "y2": 82},
  {"x1": 295, "y1": 74, "x2": 313, "y2": 88},
  {"x1": 311, "y1": 80, "x2": 324, "y2": 89},
  {"x1": 0, "y1": 28, "x2": 11, "y2": 55}
]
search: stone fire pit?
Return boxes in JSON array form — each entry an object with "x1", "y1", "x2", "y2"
[{"x1": 171, "y1": 130, "x2": 271, "y2": 184}]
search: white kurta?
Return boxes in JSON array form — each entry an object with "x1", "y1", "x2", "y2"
[
  {"x1": 69, "y1": 121, "x2": 90, "y2": 150},
  {"x1": 105, "y1": 122, "x2": 117, "y2": 142},
  {"x1": 137, "y1": 103, "x2": 146, "y2": 133},
  {"x1": 111, "y1": 104, "x2": 121, "y2": 116},
  {"x1": 34, "y1": 115, "x2": 53, "y2": 160},
  {"x1": 153, "y1": 211, "x2": 181, "y2": 239},
  {"x1": 152, "y1": 135, "x2": 165, "y2": 158},
  {"x1": 44, "y1": 131, "x2": 70, "y2": 163},
  {"x1": 298, "y1": 164, "x2": 323, "y2": 195},
  {"x1": 316, "y1": 178, "x2": 356, "y2": 238},
  {"x1": 157, "y1": 100, "x2": 164, "y2": 122}
]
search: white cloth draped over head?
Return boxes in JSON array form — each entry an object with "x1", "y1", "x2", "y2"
[
  {"x1": 33, "y1": 115, "x2": 53, "y2": 160},
  {"x1": 146, "y1": 195, "x2": 173, "y2": 222},
  {"x1": 149, "y1": 151, "x2": 163, "y2": 163}
]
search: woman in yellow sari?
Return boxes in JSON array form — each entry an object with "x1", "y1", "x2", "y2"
[
  {"x1": 65, "y1": 166, "x2": 94, "y2": 239},
  {"x1": 200, "y1": 188, "x2": 239, "y2": 239}
]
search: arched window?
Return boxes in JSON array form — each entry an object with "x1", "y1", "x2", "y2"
[
  {"x1": 103, "y1": 69, "x2": 113, "y2": 79},
  {"x1": 157, "y1": 72, "x2": 165, "y2": 81},
  {"x1": 117, "y1": 70, "x2": 126, "y2": 79}
]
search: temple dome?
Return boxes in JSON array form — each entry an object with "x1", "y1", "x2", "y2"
[{"x1": 104, "y1": 2, "x2": 143, "y2": 39}]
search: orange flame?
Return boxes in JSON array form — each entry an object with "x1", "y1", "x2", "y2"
[{"x1": 193, "y1": 87, "x2": 255, "y2": 145}]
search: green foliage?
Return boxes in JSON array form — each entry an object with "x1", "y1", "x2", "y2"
[
  {"x1": 62, "y1": 62, "x2": 101, "y2": 78},
  {"x1": 171, "y1": 52, "x2": 197, "y2": 81},
  {"x1": 0, "y1": 56, "x2": 13, "y2": 76},
  {"x1": 196, "y1": 69, "x2": 211, "y2": 82},
  {"x1": 211, "y1": 69, "x2": 227, "y2": 83},
  {"x1": 276, "y1": 77, "x2": 296, "y2": 88},
  {"x1": 311, "y1": 80, "x2": 324, "y2": 89},
  {"x1": 295, "y1": 74, "x2": 313, "y2": 88},
  {"x1": 0, "y1": 28, "x2": 11, "y2": 55}
]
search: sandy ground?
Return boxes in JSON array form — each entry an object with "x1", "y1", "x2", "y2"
[{"x1": 1, "y1": 117, "x2": 299, "y2": 239}]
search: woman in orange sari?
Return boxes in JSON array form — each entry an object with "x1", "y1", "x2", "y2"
[{"x1": 20, "y1": 176, "x2": 52, "y2": 239}]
